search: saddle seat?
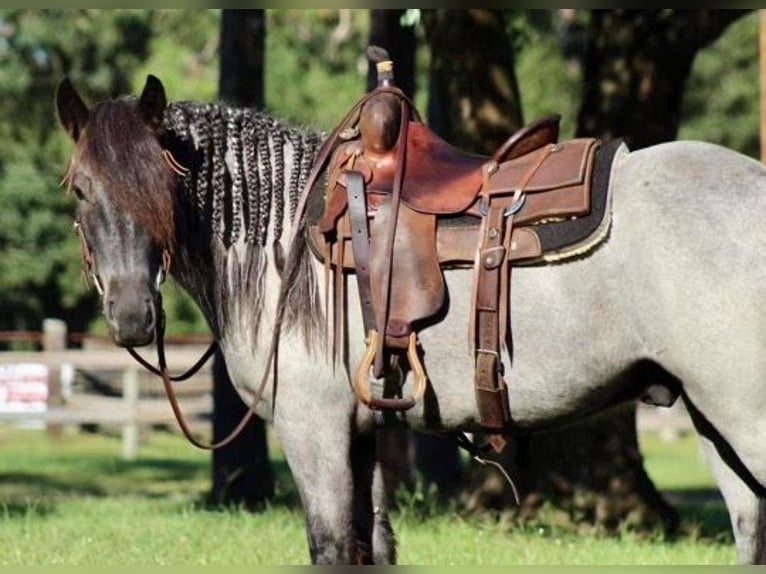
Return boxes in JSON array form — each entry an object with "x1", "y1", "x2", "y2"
[
  {"x1": 343, "y1": 123, "x2": 486, "y2": 213},
  {"x1": 318, "y1": 115, "x2": 562, "y2": 233}
]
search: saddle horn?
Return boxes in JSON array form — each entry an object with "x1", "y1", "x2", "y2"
[
  {"x1": 367, "y1": 45, "x2": 395, "y2": 88},
  {"x1": 366, "y1": 45, "x2": 390, "y2": 64}
]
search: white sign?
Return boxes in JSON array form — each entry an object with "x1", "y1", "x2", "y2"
[{"x1": 0, "y1": 363, "x2": 49, "y2": 413}]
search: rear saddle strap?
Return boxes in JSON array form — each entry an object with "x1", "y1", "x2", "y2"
[{"x1": 473, "y1": 146, "x2": 555, "y2": 434}]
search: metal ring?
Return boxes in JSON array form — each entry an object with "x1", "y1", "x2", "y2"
[
  {"x1": 478, "y1": 192, "x2": 526, "y2": 217},
  {"x1": 503, "y1": 192, "x2": 526, "y2": 216}
]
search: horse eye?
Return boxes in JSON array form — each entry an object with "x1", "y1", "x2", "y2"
[{"x1": 72, "y1": 186, "x2": 85, "y2": 200}]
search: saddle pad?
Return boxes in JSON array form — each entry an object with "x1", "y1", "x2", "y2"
[
  {"x1": 436, "y1": 138, "x2": 624, "y2": 264},
  {"x1": 305, "y1": 141, "x2": 622, "y2": 269},
  {"x1": 531, "y1": 138, "x2": 625, "y2": 262}
]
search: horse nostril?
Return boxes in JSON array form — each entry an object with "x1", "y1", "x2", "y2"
[{"x1": 145, "y1": 306, "x2": 155, "y2": 330}]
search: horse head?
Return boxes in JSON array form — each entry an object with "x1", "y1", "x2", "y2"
[{"x1": 55, "y1": 75, "x2": 177, "y2": 347}]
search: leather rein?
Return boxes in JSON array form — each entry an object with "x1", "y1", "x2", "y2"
[{"x1": 72, "y1": 150, "x2": 261, "y2": 450}]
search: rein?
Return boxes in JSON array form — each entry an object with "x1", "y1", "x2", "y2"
[{"x1": 127, "y1": 305, "x2": 259, "y2": 451}]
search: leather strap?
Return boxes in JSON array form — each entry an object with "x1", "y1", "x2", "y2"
[
  {"x1": 129, "y1": 303, "x2": 257, "y2": 451},
  {"x1": 472, "y1": 144, "x2": 556, "y2": 433},
  {"x1": 474, "y1": 201, "x2": 512, "y2": 430},
  {"x1": 372, "y1": 97, "x2": 411, "y2": 378},
  {"x1": 346, "y1": 170, "x2": 376, "y2": 334}
]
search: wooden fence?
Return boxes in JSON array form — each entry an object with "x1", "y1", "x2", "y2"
[
  {"x1": 0, "y1": 321, "x2": 694, "y2": 461},
  {"x1": 0, "y1": 319, "x2": 213, "y2": 460}
]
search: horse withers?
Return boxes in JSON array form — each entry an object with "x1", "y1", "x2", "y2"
[{"x1": 56, "y1": 74, "x2": 766, "y2": 564}]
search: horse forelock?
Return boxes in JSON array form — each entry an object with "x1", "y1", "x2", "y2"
[{"x1": 70, "y1": 98, "x2": 177, "y2": 255}]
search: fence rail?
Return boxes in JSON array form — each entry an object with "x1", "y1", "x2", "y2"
[
  {"x1": 0, "y1": 321, "x2": 214, "y2": 460},
  {"x1": 0, "y1": 347, "x2": 214, "y2": 371},
  {"x1": 0, "y1": 321, "x2": 693, "y2": 461}
]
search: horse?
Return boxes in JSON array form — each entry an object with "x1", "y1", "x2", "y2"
[{"x1": 54, "y1": 74, "x2": 766, "y2": 565}]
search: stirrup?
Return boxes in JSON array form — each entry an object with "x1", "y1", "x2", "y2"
[{"x1": 354, "y1": 330, "x2": 427, "y2": 411}]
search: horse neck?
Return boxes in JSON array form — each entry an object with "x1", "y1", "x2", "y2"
[{"x1": 162, "y1": 101, "x2": 323, "y2": 343}]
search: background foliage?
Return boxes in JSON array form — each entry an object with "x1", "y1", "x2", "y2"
[{"x1": 0, "y1": 9, "x2": 759, "y2": 339}]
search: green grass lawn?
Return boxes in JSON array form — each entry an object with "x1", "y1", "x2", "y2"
[{"x1": 0, "y1": 424, "x2": 735, "y2": 565}]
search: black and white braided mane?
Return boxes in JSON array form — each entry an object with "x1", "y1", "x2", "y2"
[
  {"x1": 161, "y1": 101, "x2": 325, "y2": 342},
  {"x1": 163, "y1": 101, "x2": 323, "y2": 247}
]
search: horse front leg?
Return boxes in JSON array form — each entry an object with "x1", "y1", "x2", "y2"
[{"x1": 274, "y1": 401, "x2": 358, "y2": 564}]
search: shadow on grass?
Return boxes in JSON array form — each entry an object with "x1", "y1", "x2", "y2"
[
  {"x1": 194, "y1": 458, "x2": 301, "y2": 513},
  {"x1": 664, "y1": 488, "x2": 733, "y2": 543},
  {"x1": 0, "y1": 471, "x2": 105, "y2": 519},
  {"x1": 0, "y1": 470, "x2": 100, "y2": 519},
  {"x1": 0, "y1": 457, "x2": 302, "y2": 522}
]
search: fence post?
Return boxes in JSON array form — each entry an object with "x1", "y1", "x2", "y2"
[
  {"x1": 42, "y1": 318, "x2": 67, "y2": 438},
  {"x1": 761, "y1": 9, "x2": 766, "y2": 163},
  {"x1": 121, "y1": 366, "x2": 140, "y2": 461}
]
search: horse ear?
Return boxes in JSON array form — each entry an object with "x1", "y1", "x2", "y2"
[
  {"x1": 138, "y1": 74, "x2": 167, "y2": 130},
  {"x1": 55, "y1": 78, "x2": 89, "y2": 142}
]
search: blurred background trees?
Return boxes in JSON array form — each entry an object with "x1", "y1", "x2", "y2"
[
  {"x1": 2, "y1": 8, "x2": 758, "y2": 339},
  {"x1": 0, "y1": 9, "x2": 758, "y2": 338},
  {"x1": 0, "y1": 7, "x2": 759, "y2": 526}
]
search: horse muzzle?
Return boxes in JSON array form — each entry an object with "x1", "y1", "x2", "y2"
[{"x1": 104, "y1": 281, "x2": 158, "y2": 347}]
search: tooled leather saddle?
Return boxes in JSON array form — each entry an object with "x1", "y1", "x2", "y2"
[{"x1": 293, "y1": 49, "x2": 619, "y2": 450}]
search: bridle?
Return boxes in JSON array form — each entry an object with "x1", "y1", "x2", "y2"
[
  {"x1": 70, "y1": 150, "x2": 263, "y2": 450},
  {"x1": 73, "y1": 221, "x2": 106, "y2": 297}
]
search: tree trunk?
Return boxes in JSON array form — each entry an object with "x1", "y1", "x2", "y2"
[
  {"x1": 366, "y1": 9, "x2": 416, "y2": 97},
  {"x1": 423, "y1": 9, "x2": 523, "y2": 154},
  {"x1": 209, "y1": 9, "x2": 274, "y2": 509},
  {"x1": 577, "y1": 9, "x2": 749, "y2": 149},
  {"x1": 420, "y1": 9, "x2": 697, "y2": 534},
  {"x1": 462, "y1": 405, "x2": 678, "y2": 533},
  {"x1": 210, "y1": 349, "x2": 274, "y2": 509},
  {"x1": 219, "y1": 9, "x2": 265, "y2": 108},
  {"x1": 517, "y1": 404, "x2": 679, "y2": 531}
]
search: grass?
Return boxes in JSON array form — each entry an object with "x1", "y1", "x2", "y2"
[{"x1": 0, "y1": 424, "x2": 736, "y2": 565}]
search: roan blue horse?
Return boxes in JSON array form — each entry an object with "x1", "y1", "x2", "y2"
[{"x1": 55, "y1": 73, "x2": 766, "y2": 564}]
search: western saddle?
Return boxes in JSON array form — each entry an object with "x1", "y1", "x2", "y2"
[{"x1": 294, "y1": 49, "x2": 610, "y2": 450}]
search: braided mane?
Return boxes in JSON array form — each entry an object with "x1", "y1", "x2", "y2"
[
  {"x1": 163, "y1": 101, "x2": 323, "y2": 248},
  {"x1": 158, "y1": 101, "x2": 325, "y2": 344}
]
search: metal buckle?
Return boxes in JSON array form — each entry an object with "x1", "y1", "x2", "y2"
[{"x1": 475, "y1": 348, "x2": 504, "y2": 375}]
